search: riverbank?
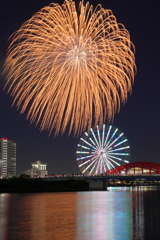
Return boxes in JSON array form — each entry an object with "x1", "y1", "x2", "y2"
[
  {"x1": 0, "y1": 177, "x2": 89, "y2": 193},
  {"x1": 1, "y1": 176, "x2": 160, "y2": 193}
]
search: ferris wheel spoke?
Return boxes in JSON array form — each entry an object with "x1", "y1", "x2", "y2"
[
  {"x1": 79, "y1": 153, "x2": 100, "y2": 168},
  {"x1": 105, "y1": 128, "x2": 118, "y2": 148},
  {"x1": 95, "y1": 157, "x2": 101, "y2": 174},
  {"x1": 90, "y1": 155, "x2": 103, "y2": 174},
  {"x1": 77, "y1": 154, "x2": 94, "y2": 160},
  {"x1": 76, "y1": 151, "x2": 90, "y2": 154},
  {"x1": 100, "y1": 155, "x2": 109, "y2": 170},
  {"x1": 110, "y1": 152, "x2": 130, "y2": 156},
  {"x1": 104, "y1": 157, "x2": 115, "y2": 169},
  {"x1": 90, "y1": 156, "x2": 100, "y2": 174},
  {"x1": 100, "y1": 157, "x2": 103, "y2": 173},
  {"x1": 80, "y1": 137, "x2": 96, "y2": 150},
  {"x1": 90, "y1": 161, "x2": 99, "y2": 175},
  {"x1": 78, "y1": 157, "x2": 96, "y2": 167},
  {"x1": 84, "y1": 132, "x2": 96, "y2": 146},
  {"x1": 107, "y1": 156, "x2": 121, "y2": 166},
  {"x1": 84, "y1": 132, "x2": 89, "y2": 137},
  {"x1": 107, "y1": 151, "x2": 130, "y2": 158},
  {"x1": 96, "y1": 125, "x2": 101, "y2": 147},
  {"x1": 102, "y1": 156, "x2": 108, "y2": 172},
  {"x1": 107, "y1": 154, "x2": 129, "y2": 163},
  {"x1": 102, "y1": 124, "x2": 105, "y2": 147},
  {"x1": 114, "y1": 139, "x2": 127, "y2": 148},
  {"x1": 108, "y1": 146, "x2": 130, "y2": 152},
  {"x1": 100, "y1": 156, "x2": 106, "y2": 173},
  {"x1": 105, "y1": 133, "x2": 124, "y2": 150},
  {"x1": 104, "y1": 125, "x2": 112, "y2": 146},
  {"x1": 82, "y1": 157, "x2": 98, "y2": 174},
  {"x1": 97, "y1": 157, "x2": 102, "y2": 173},
  {"x1": 107, "y1": 154, "x2": 123, "y2": 161},
  {"x1": 102, "y1": 156, "x2": 107, "y2": 172},
  {"x1": 102, "y1": 157, "x2": 106, "y2": 173},
  {"x1": 89, "y1": 137, "x2": 96, "y2": 146},
  {"x1": 90, "y1": 128, "x2": 99, "y2": 147},
  {"x1": 77, "y1": 144, "x2": 90, "y2": 150}
]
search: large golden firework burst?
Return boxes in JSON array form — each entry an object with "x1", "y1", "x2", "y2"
[{"x1": 4, "y1": 0, "x2": 136, "y2": 136}]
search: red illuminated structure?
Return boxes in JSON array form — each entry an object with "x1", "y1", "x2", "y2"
[{"x1": 106, "y1": 162, "x2": 160, "y2": 175}]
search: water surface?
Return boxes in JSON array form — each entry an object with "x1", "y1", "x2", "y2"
[{"x1": 0, "y1": 186, "x2": 160, "y2": 240}]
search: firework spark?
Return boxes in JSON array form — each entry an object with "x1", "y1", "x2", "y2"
[{"x1": 3, "y1": 0, "x2": 136, "y2": 136}]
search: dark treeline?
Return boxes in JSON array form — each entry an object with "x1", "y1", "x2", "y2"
[{"x1": 0, "y1": 176, "x2": 89, "y2": 193}]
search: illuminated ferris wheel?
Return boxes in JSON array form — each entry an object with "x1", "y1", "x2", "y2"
[{"x1": 76, "y1": 124, "x2": 130, "y2": 175}]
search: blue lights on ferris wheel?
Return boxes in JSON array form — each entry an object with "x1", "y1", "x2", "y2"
[{"x1": 76, "y1": 124, "x2": 130, "y2": 175}]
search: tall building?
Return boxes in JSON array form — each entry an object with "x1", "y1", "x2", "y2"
[
  {"x1": 0, "y1": 138, "x2": 16, "y2": 178},
  {"x1": 24, "y1": 160, "x2": 48, "y2": 177}
]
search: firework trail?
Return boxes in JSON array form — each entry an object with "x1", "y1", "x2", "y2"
[{"x1": 3, "y1": 0, "x2": 136, "y2": 136}]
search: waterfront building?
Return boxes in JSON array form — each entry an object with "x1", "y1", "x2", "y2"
[
  {"x1": 0, "y1": 138, "x2": 16, "y2": 178},
  {"x1": 24, "y1": 160, "x2": 48, "y2": 177}
]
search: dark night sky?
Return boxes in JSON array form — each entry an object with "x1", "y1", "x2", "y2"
[{"x1": 0, "y1": 0, "x2": 160, "y2": 175}]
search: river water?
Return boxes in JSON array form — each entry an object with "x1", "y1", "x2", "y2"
[{"x1": 0, "y1": 186, "x2": 160, "y2": 240}]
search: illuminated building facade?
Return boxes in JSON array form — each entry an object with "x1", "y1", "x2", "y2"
[
  {"x1": 24, "y1": 160, "x2": 48, "y2": 177},
  {"x1": 0, "y1": 138, "x2": 16, "y2": 178}
]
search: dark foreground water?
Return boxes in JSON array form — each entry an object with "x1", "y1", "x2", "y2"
[{"x1": 0, "y1": 186, "x2": 160, "y2": 240}]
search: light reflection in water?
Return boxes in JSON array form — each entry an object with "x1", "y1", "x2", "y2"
[
  {"x1": 0, "y1": 193, "x2": 11, "y2": 240},
  {"x1": 0, "y1": 193, "x2": 77, "y2": 240},
  {"x1": 76, "y1": 191, "x2": 132, "y2": 240},
  {"x1": 0, "y1": 187, "x2": 160, "y2": 240},
  {"x1": 132, "y1": 189, "x2": 144, "y2": 240},
  {"x1": 108, "y1": 186, "x2": 131, "y2": 191}
]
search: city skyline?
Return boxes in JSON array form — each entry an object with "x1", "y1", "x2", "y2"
[{"x1": 0, "y1": 0, "x2": 160, "y2": 175}]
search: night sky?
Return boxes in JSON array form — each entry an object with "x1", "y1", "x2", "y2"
[{"x1": 0, "y1": 0, "x2": 160, "y2": 175}]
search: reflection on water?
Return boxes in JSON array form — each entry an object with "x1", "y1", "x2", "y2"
[
  {"x1": 0, "y1": 187, "x2": 160, "y2": 240},
  {"x1": 108, "y1": 186, "x2": 131, "y2": 191},
  {"x1": 76, "y1": 192, "x2": 131, "y2": 240},
  {"x1": 0, "y1": 193, "x2": 77, "y2": 240},
  {"x1": 132, "y1": 188, "x2": 144, "y2": 240},
  {"x1": 108, "y1": 186, "x2": 160, "y2": 192},
  {"x1": 0, "y1": 193, "x2": 11, "y2": 240}
]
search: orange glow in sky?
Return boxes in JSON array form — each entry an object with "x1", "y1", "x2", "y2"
[{"x1": 3, "y1": 0, "x2": 136, "y2": 136}]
